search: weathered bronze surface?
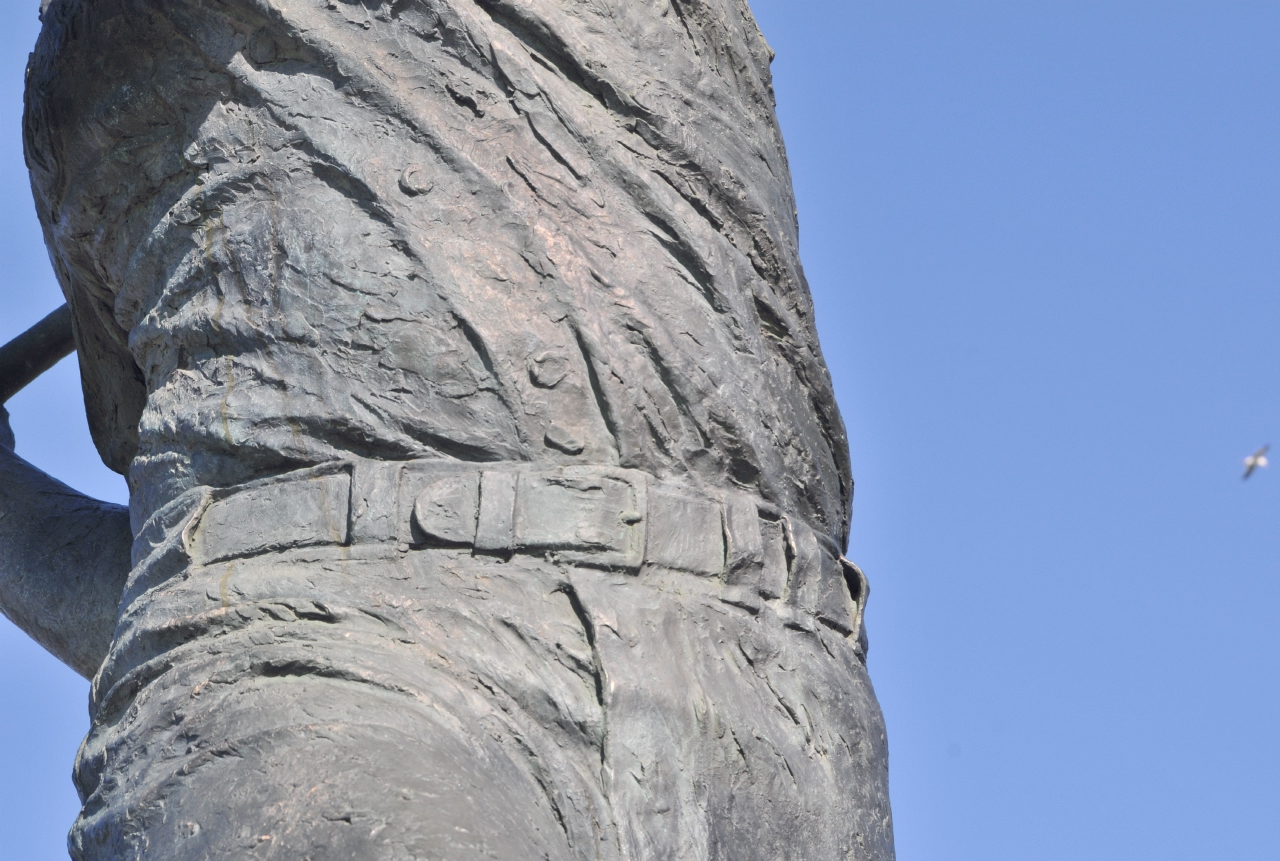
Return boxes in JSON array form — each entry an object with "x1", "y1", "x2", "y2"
[{"x1": 2, "y1": 1, "x2": 894, "y2": 857}]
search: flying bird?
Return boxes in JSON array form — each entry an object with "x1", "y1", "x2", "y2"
[{"x1": 1243, "y1": 444, "x2": 1270, "y2": 480}]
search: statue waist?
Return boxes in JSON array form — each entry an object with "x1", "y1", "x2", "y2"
[{"x1": 129, "y1": 458, "x2": 867, "y2": 642}]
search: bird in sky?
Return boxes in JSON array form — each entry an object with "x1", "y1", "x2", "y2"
[{"x1": 1242, "y1": 444, "x2": 1270, "y2": 480}]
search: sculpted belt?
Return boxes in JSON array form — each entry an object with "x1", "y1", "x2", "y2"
[{"x1": 168, "y1": 459, "x2": 869, "y2": 645}]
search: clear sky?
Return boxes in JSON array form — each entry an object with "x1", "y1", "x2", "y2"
[{"x1": 3, "y1": 2, "x2": 1279, "y2": 859}]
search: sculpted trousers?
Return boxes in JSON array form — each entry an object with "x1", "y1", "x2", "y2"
[{"x1": 70, "y1": 469, "x2": 893, "y2": 861}]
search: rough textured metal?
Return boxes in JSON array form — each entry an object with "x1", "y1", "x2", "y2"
[
  {"x1": 0, "y1": 0, "x2": 895, "y2": 857},
  {"x1": 0, "y1": 428, "x2": 132, "y2": 678}
]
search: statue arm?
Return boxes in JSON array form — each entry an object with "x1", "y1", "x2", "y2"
[{"x1": 0, "y1": 407, "x2": 132, "y2": 679}]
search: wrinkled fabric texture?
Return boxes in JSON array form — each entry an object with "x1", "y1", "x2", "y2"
[
  {"x1": 26, "y1": 0, "x2": 851, "y2": 545},
  {"x1": 72, "y1": 504, "x2": 892, "y2": 860},
  {"x1": 24, "y1": 0, "x2": 893, "y2": 858}
]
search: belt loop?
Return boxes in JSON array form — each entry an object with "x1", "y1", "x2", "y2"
[
  {"x1": 724, "y1": 492, "x2": 765, "y2": 582},
  {"x1": 784, "y1": 518, "x2": 824, "y2": 615},
  {"x1": 351, "y1": 460, "x2": 406, "y2": 544},
  {"x1": 755, "y1": 513, "x2": 789, "y2": 600},
  {"x1": 475, "y1": 470, "x2": 518, "y2": 553}
]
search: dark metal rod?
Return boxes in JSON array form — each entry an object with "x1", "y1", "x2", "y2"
[{"x1": 0, "y1": 304, "x2": 75, "y2": 404}]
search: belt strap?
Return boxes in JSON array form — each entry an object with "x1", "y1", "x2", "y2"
[{"x1": 183, "y1": 460, "x2": 869, "y2": 640}]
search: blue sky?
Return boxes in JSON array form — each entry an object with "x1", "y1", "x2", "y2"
[{"x1": 3, "y1": 2, "x2": 1280, "y2": 858}]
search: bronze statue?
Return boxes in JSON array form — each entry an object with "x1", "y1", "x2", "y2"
[{"x1": 2, "y1": 1, "x2": 894, "y2": 857}]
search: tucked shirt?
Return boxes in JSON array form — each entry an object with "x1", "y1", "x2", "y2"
[{"x1": 25, "y1": 0, "x2": 852, "y2": 545}]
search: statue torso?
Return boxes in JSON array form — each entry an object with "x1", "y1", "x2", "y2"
[{"x1": 25, "y1": 0, "x2": 852, "y2": 545}]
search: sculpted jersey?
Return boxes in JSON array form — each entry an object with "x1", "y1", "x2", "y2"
[{"x1": 25, "y1": 0, "x2": 852, "y2": 545}]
